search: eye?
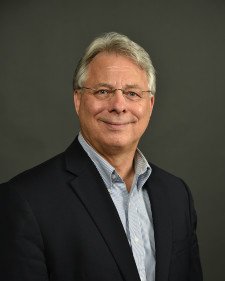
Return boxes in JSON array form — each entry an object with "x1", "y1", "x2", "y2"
[
  {"x1": 127, "y1": 91, "x2": 138, "y2": 96},
  {"x1": 95, "y1": 89, "x2": 110, "y2": 95},
  {"x1": 126, "y1": 91, "x2": 142, "y2": 99}
]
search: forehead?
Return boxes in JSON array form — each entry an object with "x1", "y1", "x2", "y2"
[
  {"x1": 86, "y1": 52, "x2": 148, "y2": 86},
  {"x1": 88, "y1": 52, "x2": 141, "y2": 71}
]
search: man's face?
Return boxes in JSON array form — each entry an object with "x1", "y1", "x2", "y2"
[{"x1": 74, "y1": 52, "x2": 154, "y2": 155}]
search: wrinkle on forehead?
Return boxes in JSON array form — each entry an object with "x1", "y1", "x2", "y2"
[
  {"x1": 94, "y1": 82, "x2": 141, "y2": 89},
  {"x1": 105, "y1": 65, "x2": 135, "y2": 71},
  {"x1": 87, "y1": 53, "x2": 148, "y2": 89}
]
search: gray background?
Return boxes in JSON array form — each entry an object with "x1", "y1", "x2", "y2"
[{"x1": 1, "y1": 0, "x2": 225, "y2": 280}]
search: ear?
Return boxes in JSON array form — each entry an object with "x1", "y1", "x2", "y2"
[
  {"x1": 73, "y1": 90, "x2": 81, "y2": 116},
  {"x1": 149, "y1": 94, "x2": 155, "y2": 114}
]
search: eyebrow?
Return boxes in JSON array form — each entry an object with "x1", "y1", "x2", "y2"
[{"x1": 94, "y1": 83, "x2": 141, "y2": 89}]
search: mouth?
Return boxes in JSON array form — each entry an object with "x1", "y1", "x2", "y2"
[
  {"x1": 105, "y1": 121, "x2": 129, "y2": 125},
  {"x1": 99, "y1": 119, "x2": 135, "y2": 130}
]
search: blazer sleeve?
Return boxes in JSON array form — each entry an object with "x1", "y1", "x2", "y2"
[
  {"x1": 183, "y1": 181, "x2": 203, "y2": 281},
  {"x1": 0, "y1": 183, "x2": 49, "y2": 281}
]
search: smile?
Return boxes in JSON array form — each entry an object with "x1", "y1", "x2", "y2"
[{"x1": 99, "y1": 120, "x2": 133, "y2": 130}]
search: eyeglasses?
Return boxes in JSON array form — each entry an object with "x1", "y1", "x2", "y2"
[{"x1": 79, "y1": 87, "x2": 151, "y2": 102}]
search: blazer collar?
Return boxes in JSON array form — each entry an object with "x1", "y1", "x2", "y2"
[
  {"x1": 145, "y1": 167, "x2": 173, "y2": 281},
  {"x1": 65, "y1": 138, "x2": 141, "y2": 281}
]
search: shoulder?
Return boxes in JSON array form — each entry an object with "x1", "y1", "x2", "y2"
[
  {"x1": 1, "y1": 152, "x2": 64, "y2": 186},
  {"x1": 149, "y1": 162, "x2": 193, "y2": 205},
  {"x1": 0, "y1": 137, "x2": 93, "y2": 205},
  {"x1": 149, "y1": 163, "x2": 198, "y2": 228},
  {"x1": 0, "y1": 152, "x2": 67, "y2": 201},
  {"x1": 0, "y1": 137, "x2": 84, "y2": 190},
  {"x1": 150, "y1": 162, "x2": 185, "y2": 186}
]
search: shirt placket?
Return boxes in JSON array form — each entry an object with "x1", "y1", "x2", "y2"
[{"x1": 128, "y1": 188, "x2": 146, "y2": 281}]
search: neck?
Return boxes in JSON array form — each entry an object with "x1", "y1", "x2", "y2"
[
  {"x1": 80, "y1": 133, "x2": 138, "y2": 192},
  {"x1": 96, "y1": 147, "x2": 136, "y2": 192}
]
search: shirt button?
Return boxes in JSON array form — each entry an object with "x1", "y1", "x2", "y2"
[{"x1": 134, "y1": 236, "x2": 139, "y2": 243}]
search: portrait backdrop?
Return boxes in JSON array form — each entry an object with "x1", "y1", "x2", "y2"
[{"x1": 1, "y1": 0, "x2": 225, "y2": 280}]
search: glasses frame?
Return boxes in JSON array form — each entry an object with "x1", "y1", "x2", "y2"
[{"x1": 78, "y1": 86, "x2": 152, "y2": 101}]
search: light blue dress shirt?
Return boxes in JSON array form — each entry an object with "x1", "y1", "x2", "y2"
[{"x1": 78, "y1": 133, "x2": 155, "y2": 281}]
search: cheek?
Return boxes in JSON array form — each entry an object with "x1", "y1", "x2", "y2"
[
  {"x1": 133, "y1": 103, "x2": 150, "y2": 119},
  {"x1": 134, "y1": 105, "x2": 152, "y2": 130},
  {"x1": 80, "y1": 99, "x2": 106, "y2": 118}
]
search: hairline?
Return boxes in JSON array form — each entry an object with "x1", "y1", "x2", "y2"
[{"x1": 73, "y1": 33, "x2": 156, "y2": 95}]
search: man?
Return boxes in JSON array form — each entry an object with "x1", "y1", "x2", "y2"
[{"x1": 0, "y1": 32, "x2": 203, "y2": 281}]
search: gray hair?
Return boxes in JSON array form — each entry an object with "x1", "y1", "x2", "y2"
[{"x1": 73, "y1": 32, "x2": 156, "y2": 95}]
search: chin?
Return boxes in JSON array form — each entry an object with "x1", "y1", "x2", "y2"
[{"x1": 101, "y1": 137, "x2": 136, "y2": 151}]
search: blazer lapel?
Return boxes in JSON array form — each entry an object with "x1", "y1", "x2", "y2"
[
  {"x1": 145, "y1": 170, "x2": 173, "y2": 281},
  {"x1": 65, "y1": 138, "x2": 141, "y2": 281}
]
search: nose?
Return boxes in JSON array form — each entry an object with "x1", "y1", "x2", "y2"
[{"x1": 108, "y1": 89, "x2": 127, "y2": 114}]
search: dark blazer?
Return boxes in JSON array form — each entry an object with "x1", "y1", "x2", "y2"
[{"x1": 0, "y1": 138, "x2": 203, "y2": 281}]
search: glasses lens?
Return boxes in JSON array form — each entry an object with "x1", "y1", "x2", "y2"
[
  {"x1": 93, "y1": 89, "x2": 111, "y2": 99},
  {"x1": 124, "y1": 90, "x2": 143, "y2": 101},
  {"x1": 83, "y1": 87, "x2": 148, "y2": 101}
]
